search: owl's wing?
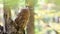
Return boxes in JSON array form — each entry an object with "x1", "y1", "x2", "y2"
[{"x1": 15, "y1": 8, "x2": 30, "y2": 28}]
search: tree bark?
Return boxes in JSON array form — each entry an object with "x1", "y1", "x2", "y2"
[
  {"x1": 25, "y1": 0, "x2": 35, "y2": 34},
  {"x1": 3, "y1": 3, "x2": 17, "y2": 34},
  {"x1": 3, "y1": 5, "x2": 12, "y2": 34},
  {"x1": 27, "y1": 7, "x2": 35, "y2": 34}
]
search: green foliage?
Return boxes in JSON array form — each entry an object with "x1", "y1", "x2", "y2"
[
  {"x1": 25, "y1": 0, "x2": 37, "y2": 7},
  {"x1": 44, "y1": 0, "x2": 48, "y2": 3},
  {"x1": 55, "y1": 0, "x2": 60, "y2": 5},
  {"x1": 4, "y1": 0, "x2": 20, "y2": 8},
  {"x1": 0, "y1": 0, "x2": 2, "y2": 1},
  {"x1": 19, "y1": 0, "x2": 25, "y2": 7}
]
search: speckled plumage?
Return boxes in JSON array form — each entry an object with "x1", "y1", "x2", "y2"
[{"x1": 14, "y1": 8, "x2": 30, "y2": 34}]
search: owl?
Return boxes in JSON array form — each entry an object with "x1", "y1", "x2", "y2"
[{"x1": 14, "y1": 8, "x2": 30, "y2": 34}]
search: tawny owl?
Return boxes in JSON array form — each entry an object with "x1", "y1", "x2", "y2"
[{"x1": 15, "y1": 8, "x2": 30, "y2": 32}]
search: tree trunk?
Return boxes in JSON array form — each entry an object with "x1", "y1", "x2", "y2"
[
  {"x1": 27, "y1": 7, "x2": 35, "y2": 34},
  {"x1": 3, "y1": 3, "x2": 17, "y2": 34},
  {"x1": 3, "y1": 5, "x2": 12, "y2": 34},
  {"x1": 25, "y1": 0, "x2": 35, "y2": 34}
]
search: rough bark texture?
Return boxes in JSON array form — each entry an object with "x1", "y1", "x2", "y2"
[
  {"x1": 25, "y1": 0, "x2": 35, "y2": 34},
  {"x1": 3, "y1": 5, "x2": 17, "y2": 34},
  {"x1": 27, "y1": 7, "x2": 35, "y2": 34}
]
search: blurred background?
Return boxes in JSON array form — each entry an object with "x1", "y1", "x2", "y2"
[{"x1": 0, "y1": 0, "x2": 60, "y2": 34}]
